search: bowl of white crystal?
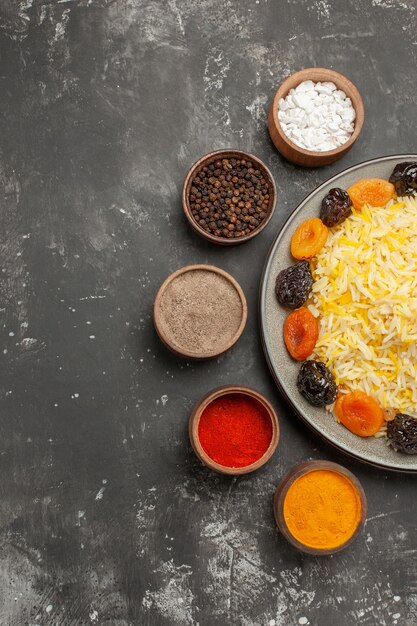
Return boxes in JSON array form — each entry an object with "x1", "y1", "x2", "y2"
[{"x1": 268, "y1": 68, "x2": 364, "y2": 167}]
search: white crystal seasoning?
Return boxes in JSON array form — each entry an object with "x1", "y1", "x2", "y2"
[{"x1": 278, "y1": 80, "x2": 356, "y2": 152}]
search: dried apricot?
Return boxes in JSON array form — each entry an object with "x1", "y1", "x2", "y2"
[
  {"x1": 334, "y1": 390, "x2": 384, "y2": 437},
  {"x1": 290, "y1": 218, "x2": 328, "y2": 260},
  {"x1": 283, "y1": 307, "x2": 319, "y2": 361},
  {"x1": 347, "y1": 178, "x2": 395, "y2": 210}
]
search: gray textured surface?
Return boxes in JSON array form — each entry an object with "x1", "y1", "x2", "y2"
[{"x1": 0, "y1": 1, "x2": 416, "y2": 625}]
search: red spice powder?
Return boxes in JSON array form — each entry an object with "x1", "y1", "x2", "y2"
[{"x1": 198, "y1": 393, "x2": 273, "y2": 468}]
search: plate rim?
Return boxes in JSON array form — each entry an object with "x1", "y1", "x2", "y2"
[{"x1": 259, "y1": 153, "x2": 417, "y2": 473}]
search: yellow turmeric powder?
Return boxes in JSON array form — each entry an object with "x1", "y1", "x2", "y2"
[{"x1": 283, "y1": 469, "x2": 362, "y2": 550}]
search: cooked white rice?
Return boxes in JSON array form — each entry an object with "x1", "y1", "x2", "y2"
[{"x1": 308, "y1": 196, "x2": 417, "y2": 415}]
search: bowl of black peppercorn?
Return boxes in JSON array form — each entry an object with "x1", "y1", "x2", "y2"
[{"x1": 183, "y1": 149, "x2": 277, "y2": 245}]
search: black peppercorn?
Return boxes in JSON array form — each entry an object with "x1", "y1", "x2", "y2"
[{"x1": 188, "y1": 158, "x2": 271, "y2": 239}]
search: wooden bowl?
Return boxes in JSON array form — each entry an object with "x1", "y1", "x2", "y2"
[
  {"x1": 153, "y1": 264, "x2": 247, "y2": 360},
  {"x1": 182, "y1": 149, "x2": 276, "y2": 245},
  {"x1": 274, "y1": 460, "x2": 367, "y2": 555},
  {"x1": 189, "y1": 385, "x2": 280, "y2": 475},
  {"x1": 268, "y1": 68, "x2": 365, "y2": 167}
]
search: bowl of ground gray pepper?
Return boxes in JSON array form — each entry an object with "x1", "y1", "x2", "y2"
[
  {"x1": 182, "y1": 149, "x2": 276, "y2": 245},
  {"x1": 153, "y1": 264, "x2": 247, "y2": 359}
]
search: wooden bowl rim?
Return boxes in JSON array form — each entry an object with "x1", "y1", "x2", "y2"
[
  {"x1": 189, "y1": 384, "x2": 280, "y2": 475},
  {"x1": 270, "y1": 67, "x2": 365, "y2": 158},
  {"x1": 153, "y1": 264, "x2": 248, "y2": 360},
  {"x1": 274, "y1": 459, "x2": 367, "y2": 556},
  {"x1": 182, "y1": 149, "x2": 277, "y2": 246}
]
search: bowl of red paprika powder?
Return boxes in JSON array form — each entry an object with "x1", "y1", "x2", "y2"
[{"x1": 189, "y1": 385, "x2": 280, "y2": 475}]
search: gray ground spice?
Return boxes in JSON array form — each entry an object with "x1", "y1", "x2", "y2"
[{"x1": 157, "y1": 269, "x2": 244, "y2": 355}]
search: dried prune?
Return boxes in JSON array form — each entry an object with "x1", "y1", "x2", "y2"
[
  {"x1": 387, "y1": 413, "x2": 417, "y2": 454},
  {"x1": 275, "y1": 261, "x2": 313, "y2": 309},
  {"x1": 297, "y1": 360, "x2": 338, "y2": 407},
  {"x1": 389, "y1": 162, "x2": 417, "y2": 196},
  {"x1": 320, "y1": 187, "x2": 352, "y2": 227}
]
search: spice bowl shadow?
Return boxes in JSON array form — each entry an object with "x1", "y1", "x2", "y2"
[
  {"x1": 274, "y1": 460, "x2": 367, "y2": 556},
  {"x1": 268, "y1": 68, "x2": 365, "y2": 167},
  {"x1": 182, "y1": 149, "x2": 277, "y2": 245},
  {"x1": 189, "y1": 385, "x2": 280, "y2": 475}
]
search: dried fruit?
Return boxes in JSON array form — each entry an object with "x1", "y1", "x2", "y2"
[
  {"x1": 283, "y1": 307, "x2": 319, "y2": 361},
  {"x1": 290, "y1": 218, "x2": 328, "y2": 260},
  {"x1": 275, "y1": 261, "x2": 314, "y2": 310},
  {"x1": 347, "y1": 178, "x2": 395, "y2": 210},
  {"x1": 320, "y1": 187, "x2": 352, "y2": 227},
  {"x1": 297, "y1": 360, "x2": 337, "y2": 407},
  {"x1": 389, "y1": 162, "x2": 417, "y2": 197},
  {"x1": 387, "y1": 413, "x2": 417, "y2": 454},
  {"x1": 334, "y1": 390, "x2": 384, "y2": 437}
]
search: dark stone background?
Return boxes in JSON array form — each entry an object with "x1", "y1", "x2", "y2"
[{"x1": 0, "y1": 1, "x2": 416, "y2": 625}]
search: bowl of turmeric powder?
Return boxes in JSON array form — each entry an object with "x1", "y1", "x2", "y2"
[{"x1": 274, "y1": 460, "x2": 367, "y2": 555}]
